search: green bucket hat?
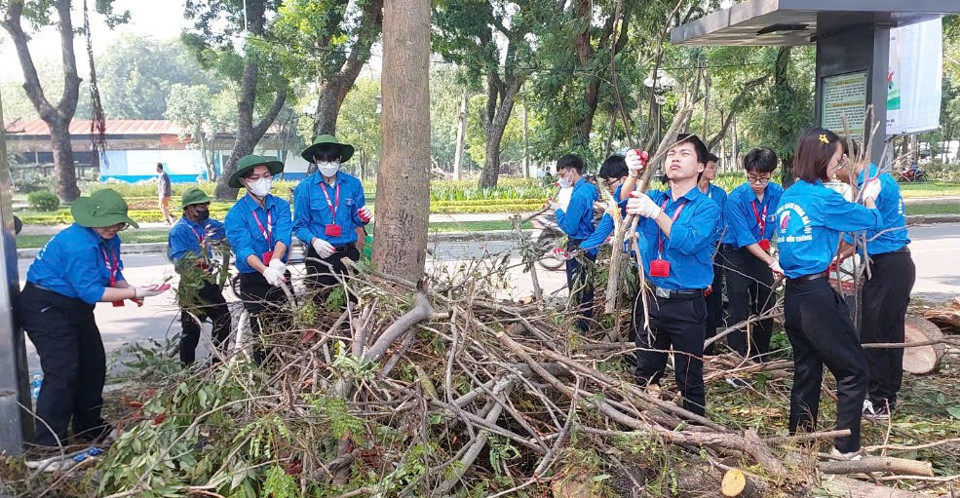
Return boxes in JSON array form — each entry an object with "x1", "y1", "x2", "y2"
[
  {"x1": 300, "y1": 134, "x2": 355, "y2": 163},
  {"x1": 71, "y1": 189, "x2": 140, "y2": 229},
  {"x1": 228, "y1": 154, "x2": 285, "y2": 189},
  {"x1": 181, "y1": 187, "x2": 214, "y2": 209}
]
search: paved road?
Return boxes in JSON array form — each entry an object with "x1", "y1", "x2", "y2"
[{"x1": 14, "y1": 223, "x2": 959, "y2": 369}]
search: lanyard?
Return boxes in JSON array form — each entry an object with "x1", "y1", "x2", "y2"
[
  {"x1": 751, "y1": 199, "x2": 768, "y2": 236},
  {"x1": 101, "y1": 246, "x2": 119, "y2": 287},
  {"x1": 320, "y1": 183, "x2": 341, "y2": 220},
  {"x1": 187, "y1": 223, "x2": 204, "y2": 244},
  {"x1": 252, "y1": 209, "x2": 273, "y2": 246},
  {"x1": 657, "y1": 198, "x2": 688, "y2": 257}
]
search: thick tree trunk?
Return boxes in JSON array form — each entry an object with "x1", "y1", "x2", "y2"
[
  {"x1": 3, "y1": 0, "x2": 82, "y2": 201},
  {"x1": 372, "y1": 0, "x2": 431, "y2": 283},
  {"x1": 479, "y1": 76, "x2": 522, "y2": 188},
  {"x1": 453, "y1": 89, "x2": 467, "y2": 180},
  {"x1": 49, "y1": 120, "x2": 80, "y2": 200},
  {"x1": 307, "y1": 0, "x2": 384, "y2": 175}
]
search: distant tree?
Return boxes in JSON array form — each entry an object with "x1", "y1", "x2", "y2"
[
  {"x1": 1, "y1": 0, "x2": 127, "y2": 201},
  {"x1": 334, "y1": 78, "x2": 381, "y2": 179},
  {"x1": 97, "y1": 35, "x2": 220, "y2": 119},
  {"x1": 183, "y1": 0, "x2": 288, "y2": 200},
  {"x1": 164, "y1": 84, "x2": 234, "y2": 180}
]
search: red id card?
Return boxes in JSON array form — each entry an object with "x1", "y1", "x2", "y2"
[
  {"x1": 262, "y1": 250, "x2": 274, "y2": 266},
  {"x1": 325, "y1": 224, "x2": 342, "y2": 237},
  {"x1": 649, "y1": 259, "x2": 671, "y2": 277},
  {"x1": 758, "y1": 239, "x2": 771, "y2": 252}
]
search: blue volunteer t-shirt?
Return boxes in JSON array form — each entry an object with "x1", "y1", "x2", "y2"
[
  {"x1": 776, "y1": 180, "x2": 883, "y2": 279},
  {"x1": 721, "y1": 182, "x2": 783, "y2": 248},
  {"x1": 225, "y1": 193, "x2": 292, "y2": 274},
  {"x1": 635, "y1": 187, "x2": 721, "y2": 290},
  {"x1": 556, "y1": 177, "x2": 599, "y2": 240},
  {"x1": 293, "y1": 171, "x2": 368, "y2": 246},
  {"x1": 841, "y1": 163, "x2": 910, "y2": 255},
  {"x1": 27, "y1": 223, "x2": 125, "y2": 304}
]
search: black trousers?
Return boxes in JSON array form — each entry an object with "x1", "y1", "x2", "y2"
[
  {"x1": 704, "y1": 261, "x2": 725, "y2": 353},
  {"x1": 632, "y1": 291, "x2": 707, "y2": 416},
  {"x1": 19, "y1": 283, "x2": 108, "y2": 447},
  {"x1": 861, "y1": 249, "x2": 915, "y2": 409},
  {"x1": 239, "y1": 271, "x2": 291, "y2": 364},
  {"x1": 305, "y1": 244, "x2": 360, "y2": 306},
  {"x1": 179, "y1": 281, "x2": 232, "y2": 365},
  {"x1": 721, "y1": 247, "x2": 775, "y2": 360},
  {"x1": 565, "y1": 239, "x2": 596, "y2": 332},
  {"x1": 785, "y1": 277, "x2": 867, "y2": 453}
]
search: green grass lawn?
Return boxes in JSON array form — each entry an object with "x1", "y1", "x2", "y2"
[
  {"x1": 899, "y1": 181, "x2": 960, "y2": 198},
  {"x1": 904, "y1": 202, "x2": 960, "y2": 216},
  {"x1": 15, "y1": 220, "x2": 534, "y2": 249}
]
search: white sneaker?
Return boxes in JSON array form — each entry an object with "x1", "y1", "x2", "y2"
[
  {"x1": 862, "y1": 399, "x2": 890, "y2": 421},
  {"x1": 830, "y1": 446, "x2": 863, "y2": 461}
]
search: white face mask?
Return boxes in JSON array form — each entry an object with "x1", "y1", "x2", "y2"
[
  {"x1": 318, "y1": 161, "x2": 340, "y2": 178},
  {"x1": 246, "y1": 177, "x2": 273, "y2": 197},
  {"x1": 558, "y1": 176, "x2": 571, "y2": 188}
]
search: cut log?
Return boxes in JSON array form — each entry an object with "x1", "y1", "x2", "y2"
[
  {"x1": 721, "y1": 468, "x2": 761, "y2": 497},
  {"x1": 820, "y1": 456, "x2": 933, "y2": 476},
  {"x1": 923, "y1": 297, "x2": 960, "y2": 334},
  {"x1": 819, "y1": 475, "x2": 932, "y2": 498},
  {"x1": 901, "y1": 316, "x2": 945, "y2": 374}
]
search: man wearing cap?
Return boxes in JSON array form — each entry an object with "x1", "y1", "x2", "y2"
[
  {"x1": 19, "y1": 189, "x2": 168, "y2": 453},
  {"x1": 224, "y1": 155, "x2": 292, "y2": 364},
  {"x1": 293, "y1": 135, "x2": 372, "y2": 305},
  {"x1": 168, "y1": 188, "x2": 232, "y2": 366}
]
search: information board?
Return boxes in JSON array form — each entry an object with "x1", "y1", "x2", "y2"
[{"x1": 820, "y1": 71, "x2": 868, "y2": 138}]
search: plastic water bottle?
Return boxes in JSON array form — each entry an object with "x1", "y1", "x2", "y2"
[
  {"x1": 30, "y1": 372, "x2": 43, "y2": 400},
  {"x1": 72, "y1": 447, "x2": 103, "y2": 462}
]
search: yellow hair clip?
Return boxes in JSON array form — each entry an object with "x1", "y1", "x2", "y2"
[{"x1": 819, "y1": 133, "x2": 829, "y2": 145}]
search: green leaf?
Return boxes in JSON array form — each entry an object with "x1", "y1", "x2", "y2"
[{"x1": 946, "y1": 406, "x2": 960, "y2": 420}]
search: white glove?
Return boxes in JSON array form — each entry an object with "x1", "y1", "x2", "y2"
[
  {"x1": 546, "y1": 200, "x2": 562, "y2": 212},
  {"x1": 268, "y1": 258, "x2": 286, "y2": 275},
  {"x1": 626, "y1": 149, "x2": 647, "y2": 174},
  {"x1": 134, "y1": 284, "x2": 164, "y2": 298},
  {"x1": 769, "y1": 259, "x2": 784, "y2": 275},
  {"x1": 312, "y1": 238, "x2": 336, "y2": 258},
  {"x1": 626, "y1": 193, "x2": 662, "y2": 218},
  {"x1": 860, "y1": 179, "x2": 882, "y2": 202},
  {"x1": 262, "y1": 267, "x2": 286, "y2": 287},
  {"x1": 358, "y1": 206, "x2": 373, "y2": 224}
]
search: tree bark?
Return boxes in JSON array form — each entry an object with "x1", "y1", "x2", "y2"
[
  {"x1": 213, "y1": 0, "x2": 287, "y2": 200},
  {"x1": 480, "y1": 73, "x2": 522, "y2": 188},
  {"x1": 372, "y1": 0, "x2": 431, "y2": 283},
  {"x1": 307, "y1": 0, "x2": 384, "y2": 174},
  {"x1": 3, "y1": 0, "x2": 82, "y2": 201},
  {"x1": 453, "y1": 89, "x2": 467, "y2": 180}
]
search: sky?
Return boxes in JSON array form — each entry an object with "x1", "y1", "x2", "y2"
[{"x1": 0, "y1": 0, "x2": 187, "y2": 83}]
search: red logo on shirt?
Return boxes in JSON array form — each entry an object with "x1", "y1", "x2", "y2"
[{"x1": 780, "y1": 213, "x2": 790, "y2": 230}]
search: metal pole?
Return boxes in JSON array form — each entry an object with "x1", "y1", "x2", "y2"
[{"x1": 0, "y1": 86, "x2": 30, "y2": 455}]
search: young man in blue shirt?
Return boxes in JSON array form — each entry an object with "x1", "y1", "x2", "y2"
[
  {"x1": 624, "y1": 134, "x2": 721, "y2": 416},
  {"x1": 699, "y1": 153, "x2": 727, "y2": 352},
  {"x1": 294, "y1": 135, "x2": 372, "y2": 306},
  {"x1": 547, "y1": 154, "x2": 598, "y2": 331},
  {"x1": 168, "y1": 188, "x2": 231, "y2": 366},
  {"x1": 720, "y1": 147, "x2": 784, "y2": 362},
  {"x1": 837, "y1": 142, "x2": 915, "y2": 420},
  {"x1": 224, "y1": 155, "x2": 292, "y2": 364},
  {"x1": 578, "y1": 154, "x2": 629, "y2": 256}
]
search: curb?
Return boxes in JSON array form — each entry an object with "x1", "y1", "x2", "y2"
[
  {"x1": 16, "y1": 230, "x2": 541, "y2": 260},
  {"x1": 906, "y1": 214, "x2": 960, "y2": 224}
]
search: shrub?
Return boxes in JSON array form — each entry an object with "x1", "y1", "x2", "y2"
[{"x1": 27, "y1": 190, "x2": 61, "y2": 212}]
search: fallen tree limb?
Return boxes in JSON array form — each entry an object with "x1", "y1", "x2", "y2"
[{"x1": 820, "y1": 457, "x2": 934, "y2": 477}]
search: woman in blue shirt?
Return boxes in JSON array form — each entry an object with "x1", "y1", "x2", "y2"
[
  {"x1": 775, "y1": 129, "x2": 883, "y2": 459},
  {"x1": 224, "y1": 155, "x2": 292, "y2": 364},
  {"x1": 20, "y1": 189, "x2": 167, "y2": 452}
]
